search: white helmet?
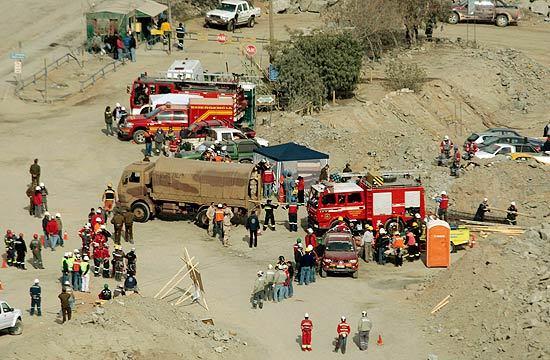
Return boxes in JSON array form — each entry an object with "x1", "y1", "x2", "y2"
[
  {"x1": 441, "y1": 191, "x2": 447, "y2": 196},
  {"x1": 34, "y1": 279, "x2": 40, "y2": 284},
  {"x1": 307, "y1": 245, "x2": 314, "y2": 252},
  {"x1": 215, "y1": 140, "x2": 221, "y2": 145},
  {"x1": 379, "y1": 228, "x2": 386, "y2": 235},
  {"x1": 341, "y1": 316, "x2": 346, "y2": 321},
  {"x1": 83, "y1": 255, "x2": 89, "y2": 261},
  {"x1": 121, "y1": 106, "x2": 126, "y2": 111},
  {"x1": 444, "y1": 135, "x2": 449, "y2": 141},
  {"x1": 96, "y1": 209, "x2": 102, "y2": 213},
  {"x1": 483, "y1": 198, "x2": 488, "y2": 202},
  {"x1": 95, "y1": 217, "x2": 102, "y2": 222},
  {"x1": 307, "y1": 228, "x2": 313, "y2": 234},
  {"x1": 44, "y1": 212, "x2": 50, "y2": 216},
  {"x1": 39, "y1": 182, "x2": 45, "y2": 187},
  {"x1": 221, "y1": 145, "x2": 227, "y2": 151},
  {"x1": 85, "y1": 223, "x2": 91, "y2": 228},
  {"x1": 257, "y1": 270, "x2": 264, "y2": 276},
  {"x1": 362, "y1": 310, "x2": 367, "y2": 317},
  {"x1": 267, "y1": 264, "x2": 273, "y2": 270},
  {"x1": 100, "y1": 224, "x2": 106, "y2": 229},
  {"x1": 510, "y1": 201, "x2": 516, "y2": 206},
  {"x1": 116, "y1": 102, "x2": 121, "y2": 107},
  {"x1": 415, "y1": 213, "x2": 421, "y2": 219},
  {"x1": 217, "y1": 203, "x2": 223, "y2": 208},
  {"x1": 35, "y1": 186, "x2": 41, "y2": 191},
  {"x1": 304, "y1": 313, "x2": 309, "y2": 318},
  {"x1": 55, "y1": 213, "x2": 61, "y2": 218}
]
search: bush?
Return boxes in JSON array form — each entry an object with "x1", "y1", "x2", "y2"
[
  {"x1": 273, "y1": 32, "x2": 363, "y2": 110},
  {"x1": 385, "y1": 60, "x2": 427, "y2": 92}
]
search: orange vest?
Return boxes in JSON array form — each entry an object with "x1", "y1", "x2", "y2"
[
  {"x1": 393, "y1": 237, "x2": 404, "y2": 249},
  {"x1": 215, "y1": 209, "x2": 224, "y2": 222}
]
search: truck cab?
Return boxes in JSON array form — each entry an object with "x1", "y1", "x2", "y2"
[
  {"x1": 205, "y1": 0, "x2": 261, "y2": 31},
  {"x1": 118, "y1": 161, "x2": 155, "y2": 222},
  {"x1": 118, "y1": 106, "x2": 189, "y2": 144},
  {"x1": 0, "y1": 300, "x2": 23, "y2": 335}
]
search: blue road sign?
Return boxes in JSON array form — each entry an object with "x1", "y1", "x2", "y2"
[{"x1": 10, "y1": 52, "x2": 26, "y2": 60}]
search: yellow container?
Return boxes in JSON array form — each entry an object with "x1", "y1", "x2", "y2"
[{"x1": 450, "y1": 227, "x2": 470, "y2": 247}]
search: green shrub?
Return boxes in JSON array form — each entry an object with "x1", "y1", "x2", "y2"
[{"x1": 385, "y1": 60, "x2": 427, "y2": 92}]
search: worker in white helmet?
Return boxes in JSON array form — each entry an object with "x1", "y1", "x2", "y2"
[
  {"x1": 38, "y1": 182, "x2": 49, "y2": 211},
  {"x1": 251, "y1": 270, "x2": 265, "y2": 309},
  {"x1": 506, "y1": 201, "x2": 518, "y2": 225},
  {"x1": 335, "y1": 315, "x2": 351, "y2": 354},
  {"x1": 32, "y1": 185, "x2": 44, "y2": 218},
  {"x1": 300, "y1": 313, "x2": 313, "y2": 351},
  {"x1": 357, "y1": 310, "x2": 373, "y2": 351},
  {"x1": 474, "y1": 197, "x2": 491, "y2": 222},
  {"x1": 104, "y1": 105, "x2": 114, "y2": 135},
  {"x1": 29, "y1": 279, "x2": 42, "y2": 316}
]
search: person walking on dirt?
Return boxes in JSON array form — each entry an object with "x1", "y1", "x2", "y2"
[
  {"x1": 29, "y1": 158, "x2": 41, "y2": 186},
  {"x1": 222, "y1": 204, "x2": 234, "y2": 247},
  {"x1": 435, "y1": 191, "x2": 449, "y2": 221},
  {"x1": 125, "y1": 248, "x2": 137, "y2": 276},
  {"x1": 144, "y1": 130, "x2": 153, "y2": 157},
  {"x1": 213, "y1": 203, "x2": 225, "y2": 241},
  {"x1": 55, "y1": 213, "x2": 64, "y2": 247},
  {"x1": 153, "y1": 128, "x2": 165, "y2": 156},
  {"x1": 296, "y1": 176, "x2": 305, "y2": 204},
  {"x1": 335, "y1": 316, "x2": 351, "y2": 354},
  {"x1": 264, "y1": 264, "x2": 275, "y2": 301},
  {"x1": 39, "y1": 182, "x2": 49, "y2": 211},
  {"x1": 285, "y1": 260, "x2": 295, "y2": 298},
  {"x1": 262, "y1": 199, "x2": 278, "y2": 231},
  {"x1": 284, "y1": 201, "x2": 299, "y2": 232},
  {"x1": 81, "y1": 255, "x2": 91, "y2": 292},
  {"x1": 26, "y1": 184, "x2": 35, "y2": 216},
  {"x1": 273, "y1": 264, "x2": 287, "y2": 302},
  {"x1": 473, "y1": 198, "x2": 490, "y2": 222},
  {"x1": 357, "y1": 311, "x2": 373, "y2": 351},
  {"x1": 251, "y1": 271, "x2": 265, "y2": 309},
  {"x1": 205, "y1": 202, "x2": 215, "y2": 237},
  {"x1": 111, "y1": 210, "x2": 125, "y2": 245},
  {"x1": 123, "y1": 208, "x2": 134, "y2": 243},
  {"x1": 58, "y1": 288, "x2": 72, "y2": 323},
  {"x1": 376, "y1": 228, "x2": 390, "y2": 265},
  {"x1": 262, "y1": 164, "x2": 275, "y2": 198},
  {"x1": 102, "y1": 184, "x2": 116, "y2": 218},
  {"x1": 300, "y1": 313, "x2": 313, "y2": 351},
  {"x1": 29, "y1": 279, "x2": 42, "y2": 316},
  {"x1": 112, "y1": 245, "x2": 125, "y2": 281},
  {"x1": 361, "y1": 226, "x2": 374, "y2": 262},
  {"x1": 29, "y1": 233, "x2": 44, "y2": 269},
  {"x1": 14, "y1": 233, "x2": 27, "y2": 270},
  {"x1": 506, "y1": 201, "x2": 518, "y2": 225},
  {"x1": 245, "y1": 210, "x2": 260, "y2": 248},
  {"x1": 32, "y1": 186, "x2": 43, "y2": 218},
  {"x1": 305, "y1": 228, "x2": 317, "y2": 249},
  {"x1": 176, "y1": 22, "x2": 186, "y2": 50},
  {"x1": 104, "y1": 106, "x2": 114, "y2": 136}
]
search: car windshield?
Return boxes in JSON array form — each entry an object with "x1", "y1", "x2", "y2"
[
  {"x1": 326, "y1": 241, "x2": 353, "y2": 252},
  {"x1": 467, "y1": 134, "x2": 479, "y2": 142},
  {"x1": 218, "y1": 3, "x2": 237, "y2": 11},
  {"x1": 484, "y1": 144, "x2": 501, "y2": 154},
  {"x1": 145, "y1": 108, "x2": 162, "y2": 118}
]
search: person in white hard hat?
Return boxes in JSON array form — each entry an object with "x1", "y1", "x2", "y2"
[
  {"x1": 213, "y1": 203, "x2": 225, "y2": 241},
  {"x1": 39, "y1": 182, "x2": 49, "y2": 211},
  {"x1": 375, "y1": 227, "x2": 391, "y2": 265},
  {"x1": 113, "y1": 102, "x2": 122, "y2": 124},
  {"x1": 435, "y1": 191, "x2": 449, "y2": 221},
  {"x1": 439, "y1": 135, "x2": 454, "y2": 164},
  {"x1": 264, "y1": 264, "x2": 275, "y2": 301},
  {"x1": 81, "y1": 255, "x2": 91, "y2": 292},
  {"x1": 300, "y1": 313, "x2": 313, "y2": 351},
  {"x1": 55, "y1": 213, "x2": 64, "y2": 247},
  {"x1": 335, "y1": 316, "x2": 351, "y2": 354},
  {"x1": 32, "y1": 186, "x2": 44, "y2": 218},
  {"x1": 506, "y1": 201, "x2": 519, "y2": 225},
  {"x1": 357, "y1": 310, "x2": 373, "y2": 351},
  {"x1": 474, "y1": 197, "x2": 491, "y2": 222},
  {"x1": 29, "y1": 279, "x2": 42, "y2": 316},
  {"x1": 251, "y1": 270, "x2": 265, "y2": 309}
]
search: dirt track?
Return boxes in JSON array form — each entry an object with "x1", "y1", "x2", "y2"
[{"x1": 0, "y1": 4, "x2": 549, "y2": 359}]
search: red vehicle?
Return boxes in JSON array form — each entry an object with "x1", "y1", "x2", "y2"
[
  {"x1": 307, "y1": 172, "x2": 425, "y2": 232},
  {"x1": 320, "y1": 231, "x2": 359, "y2": 279},
  {"x1": 129, "y1": 75, "x2": 247, "y2": 118},
  {"x1": 118, "y1": 99, "x2": 234, "y2": 144}
]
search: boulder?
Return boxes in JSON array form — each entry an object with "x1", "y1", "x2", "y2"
[
  {"x1": 530, "y1": 1, "x2": 550, "y2": 16},
  {"x1": 272, "y1": 0, "x2": 291, "y2": 13},
  {"x1": 307, "y1": 0, "x2": 329, "y2": 12},
  {"x1": 298, "y1": 0, "x2": 313, "y2": 11}
]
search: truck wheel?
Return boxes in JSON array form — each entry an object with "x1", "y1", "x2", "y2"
[
  {"x1": 133, "y1": 129, "x2": 147, "y2": 144},
  {"x1": 352, "y1": 271, "x2": 358, "y2": 279},
  {"x1": 384, "y1": 218, "x2": 404, "y2": 234},
  {"x1": 132, "y1": 202, "x2": 150, "y2": 223},
  {"x1": 196, "y1": 209, "x2": 209, "y2": 228},
  {"x1": 9, "y1": 319, "x2": 22, "y2": 335},
  {"x1": 239, "y1": 158, "x2": 253, "y2": 164},
  {"x1": 495, "y1": 14, "x2": 509, "y2": 27},
  {"x1": 448, "y1": 12, "x2": 459, "y2": 25},
  {"x1": 248, "y1": 17, "x2": 255, "y2": 28},
  {"x1": 227, "y1": 20, "x2": 235, "y2": 31},
  {"x1": 320, "y1": 268, "x2": 327, "y2": 278}
]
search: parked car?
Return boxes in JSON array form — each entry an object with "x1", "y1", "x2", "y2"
[
  {"x1": 479, "y1": 136, "x2": 543, "y2": 152},
  {"x1": 475, "y1": 143, "x2": 539, "y2": 159},
  {"x1": 205, "y1": 0, "x2": 261, "y2": 31},
  {"x1": 320, "y1": 231, "x2": 359, "y2": 279},
  {"x1": 464, "y1": 128, "x2": 523, "y2": 148},
  {"x1": 449, "y1": 0, "x2": 520, "y2": 27},
  {"x1": 0, "y1": 300, "x2": 23, "y2": 335},
  {"x1": 511, "y1": 151, "x2": 550, "y2": 165},
  {"x1": 177, "y1": 139, "x2": 259, "y2": 163}
]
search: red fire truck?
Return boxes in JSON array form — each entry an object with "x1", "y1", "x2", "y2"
[
  {"x1": 118, "y1": 100, "x2": 235, "y2": 144},
  {"x1": 307, "y1": 172, "x2": 426, "y2": 233},
  {"x1": 128, "y1": 74, "x2": 248, "y2": 119}
]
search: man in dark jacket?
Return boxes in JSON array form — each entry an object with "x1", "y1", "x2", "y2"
[
  {"x1": 111, "y1": 210, "x2": 125, "y2": 245},
  {"x1": 473, "y1": 198, "x2": 490, "y2": 222},
  {"x1": 123, "y1": 209, "x2": 134, "y2": 243},
  {"x1": 29, "y1": 158, "x2": 41, "y2": 186},
  {"x1": 153, "y1": 128, "x2": 165, "y2": 155},
  {"x1": 262, "y1": 199, "x2": 278, "y2": 231},
  {"x1": 245, "y1": 210, "x2": 260, "y2": 248},
  {"x1": 29, "y1": 279, "x2": 42, "y2": 316},
  {"x1": 299, "y1": 248, "x2": 315, "y2": 285},
  {"x1": 14, "y1": 233, "x2": 27, "y2": 269}
]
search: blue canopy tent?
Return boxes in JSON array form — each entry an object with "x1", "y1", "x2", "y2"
[{"x1": 253, "y1": 142, "x2": 329, "y2": 189}]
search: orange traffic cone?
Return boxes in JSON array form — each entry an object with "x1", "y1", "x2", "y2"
[
  {"x1": 377, "y1": 334, "x2": 384, "y2": 346},
  {"x1": 1, "y1": 258, "x2": 7, "y2": 268},
  {"x1": 469, "y1": 234, "x2": 476, "y2": 248},
  {"x1": 40, "y1": 235, "x2": 45, "y2": 246},
  {"x1": 63, "y1": 232, "x2": 68, "y2": 241}
]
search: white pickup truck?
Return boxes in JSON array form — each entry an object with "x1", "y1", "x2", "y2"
[
  {"x1": 0, "y1": 300, "x2": 23, "y2": 335},
  {"x1": 205, "y1": 0, "x2": 261, "y2": 31}
]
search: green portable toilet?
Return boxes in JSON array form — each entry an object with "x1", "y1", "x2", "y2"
[{"x1": 240, "y1": 82, "x2": 256, "y2": 129}]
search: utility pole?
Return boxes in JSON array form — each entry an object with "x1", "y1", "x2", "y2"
[
  {"x1": 43, "y1": 58, "x2": 48, "y2": 103},
  {"x1": 167, "y1": 0, "x2": 173, "y2": 54}
]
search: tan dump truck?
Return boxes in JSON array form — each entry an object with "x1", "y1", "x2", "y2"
[{"x1": 117, "y1": 157, "x2": 260, "y2": 226}]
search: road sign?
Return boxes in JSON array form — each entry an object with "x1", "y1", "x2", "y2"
[
  {"x1": 245, "y1": 44, "x2": 257, "y2": 57},
  {"x1": 10, "y1": 52, "x2": 26, "y2": 60},
  {"x1": 216, "y1": 33, "x2": 227, "y2": 44},
  {"x1": 256, "y1": 95, "x2": 275, "y2": 105},
  {"x1": 14, "y1": 60, "x2": 22, "y2": 74}
]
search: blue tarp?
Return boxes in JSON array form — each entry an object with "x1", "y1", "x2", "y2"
[{"x1": 253, "y1": 142, "x2": 329, "y2": 162}]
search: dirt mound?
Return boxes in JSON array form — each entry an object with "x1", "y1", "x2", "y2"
[
  {"x1": 415, "y1": 225, "x2": 550, "y2": 359},
  {"x1": 173, "y1": 0, "x2": 220, "y2": 19},
  {"x1": 4, "y1": 296, "x2": 254, "y2": 360},
  {"x1": 451, "y1": 160, "x2": 550, "y2": 224}
]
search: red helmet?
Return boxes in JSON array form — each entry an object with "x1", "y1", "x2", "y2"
[
  {"x1": 33, "y1": 233, "x2": 39, "y2": 239},
  {"x1": 6, "y1": 229, "x2": 12, "y2": 235}
]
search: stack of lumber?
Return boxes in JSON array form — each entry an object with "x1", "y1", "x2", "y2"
[{"x1": 460, "y1": 219, "x2": 525, "y2": 236}]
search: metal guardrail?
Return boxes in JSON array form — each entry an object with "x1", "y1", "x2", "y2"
[
  {"x1": 79, "y1": 58, "x2": 126, "y2": 92},
  {"x1": 186, "y1": 32, "x2": 269, "y2": 44}
]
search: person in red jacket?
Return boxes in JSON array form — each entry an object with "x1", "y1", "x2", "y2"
[
  {"x1": 300, "y1": 313, "x2": 313, "y2": 351},
  {"x1": 436, "y1": 191, "x2": 449, "y2": 221},
  {"x1": 296, "y1": 176, "x2": 305, "y2": 204},
  {"x1": 46, "y1": 217, "x2": 60, "y2": 250},
  {"x1": 305, "y1": 228, "x2": 317, "y2": 248},
  {"x1": 284, "y1": 201, "x2": 299, "y2": 232},
  {"x1": 32, "y1": 186, "x2": 43, "y2": 218},
  {"x1": 101, "y1": 245, "x2": 110, "y2": 278},
  {"x1": 335, "y1": 316, "x2": 351, "y2": 354},
  {"x1": 262, "y1": 165, "x2": 275, "y2": 198},
  {"x1": 93, "y1": 243, "x2": 104, "y2": 277}
]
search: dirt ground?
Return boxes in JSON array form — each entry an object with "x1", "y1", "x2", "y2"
[{"x1": 0, "y1": 3, "x2": 549, "y2": 359}]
